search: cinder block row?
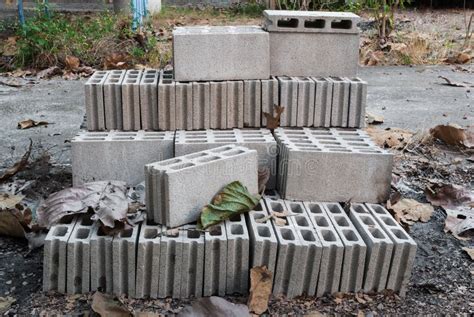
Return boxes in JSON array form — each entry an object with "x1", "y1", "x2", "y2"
[
  {"x1": 174, "y1": 129, "x2": 277, "y2": 189},
  {"x1": 145, "y1": 145, "x2": 258, "y2": 227},
  {"x1": 112, "y1": 224, "x2": 140, "y2": 297},
  {"x1": 275, "y1": 127, "x2": 393, "y2": 203},
  {"x1": 71, "y1": 130, "x2": 174, "y2": 187},
  {"x1": 225, "y1": 214, "x2": 250, "y2": 295}
]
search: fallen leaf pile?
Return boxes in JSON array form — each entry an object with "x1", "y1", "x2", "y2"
[
  {"x1": 430, "y1": 124, "x2": 473, "y2": 148},
  {"x1": 387, "y1": 198, "x2": 434, "y2": 225},
  {"x1": 0, "y1": 140, "x2": 32, "y2": 182},
  {"x1": 263, "y1": 105, "x2": 285, "y2": 131},
  {"x1": 366, "y1": 127, "x2": 414, "y2": 149},
  {"x1": 248, "y1": 266, "x2": 273, "y2": 315},
  {"x1": 17, "y1": 119, "x2": 49, "y2": 129}
]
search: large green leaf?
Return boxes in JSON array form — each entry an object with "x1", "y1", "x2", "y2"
[{"x1": 198, "y1": 181, "x2": 260, "y2": 230}]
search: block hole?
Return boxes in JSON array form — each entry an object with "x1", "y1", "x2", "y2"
[
  {"x1": 335, "y1": 216, "x2": 350, "y2": 227},
  {"x1": 162, "y1": 79, "x2": 172, "y2": 84},
  {"x1": 197, "y1": 155, "x2": 220, "y2": 163},
  {"x1": 337, "y1": 131, "x2": 359, "y2": 136},
  {"x1": 142, "y1": 136, "x2": 164, "y2": 140},
  {"x1": 90, "y1": 79, "x2": 101, "y2": 84},
  {"x1": 53, "y1": 226, "x2": 68, "y2": 237},
  {"x1": 326, "y1": 204, "x2": 342, "y2": 214},
  {"x1": 111, "y1": 137, "x2": 134, "y2": 141},
  {"x1": 210, "y1": 146, "x2": 233, "y2": 153},
  {"x1": 310, "y1": 130, "x2": 332, "y2": 136},
  {"x1": 187, "y1": 230, "x2": 201, "y2": 239},
  {"x1": 187, "y1": 152, "x2": 208, "y2": 159},
  {"x1": 243, "y1": 138, "x2": 265, "y2": 142},
  {"x1": 358, "y1": 149, "x2": 382, "y2": 154},
  {"x1": 288, "y1": 203, "x2": 304, "y2": 214},
  {"x1": 221, "y1": 149, "x2": 245, "y2": 156},
  {"x1": 158, "y1": 158, "x2": 181, "y2": 166},
  {"x1": 253, "y1": 203, "x2": 263, "y2": 212},
  {"x1": 209, "y1": 226, "x2": 222, "y2": 236},
  {"x1": 320, "y1": 141, "x2": 341, "y2": 145},
  {"x1": 392, "y1": 229, "x2": 409, "y2": 240},
  {"x1": 280, "y1": 228, "x2": 295, "y2": 241},
  {"x1": 370, "y1": 205, "x2": 387, "y2": 215},
  {"x1": 343, "y1": 137, "x2": 366, "y2": 142},
  {"x1": 370, "y1": 228, "x2": 384, "y2": 239},
  {"x1": 315, "y1": 216, "x2": 329, "y2": 227},
  {"x1": 293, "y1": 140, "x2": 311, "y2": 144},
  {"x1": 229, "y1": 214, "x2": 242, "y2": 222},
  {"x1": 295, "y1": 216, "x2": 309, "y2": 227},
  {"x1": 253, "y1": 213, "x2": 265, "y2": 220},
  {"x1": 312, "y1": 136, "x2": 337, "y2": 140},
  {"x1": 169, "y1": 162, "x2": 195, "y2": 170},
  {"x1": 331, "y1": 19, "x2": 352, "y2": 29},
  {"x1": 82, "y1": 137, "x2": 106, "y2": 141},
  {"x1": 352, "y1": 205, "x2": 368, "y2": 214},
  {"x1": 381, "y1": 216, "x2": 397, "y2": 227},
  {"x1": 304, "y1": 19, "x2": 325, "y2": 29},
  {"x1": 343, "y1": 229, "x2": 358, "y2": 241},
  {"x1": 258, "y1": 226, "x2": 271, "y2": 238},
  {"x1": 120, "y1": 229, "x2": 133, "y2": 238},
  {"x1": 300, "y1": 229, "x2": 315, "y2": 242},
  {"x1": 361, "y1": 216, "x2": 375, "y2": 226},
  {"x1": 321, "y1": 229, "x2": 336, "y2": 241},
  {"x1": 270, "y1": 202, "x2": 284, "y2": 212},
  {"x1": 80, "y1": 216, "x2": 93, "y2": 226},
  {"x1": 300, "y1": 147, "x2": 322, "y2": 152},
  {"x1": 143, "y1": 79, "x2": 154, "y2": 84},
  {"x1": 144, "y1": 228, "x2": 159, "y2": 239},
  {"x1": 277, "y1": 18, "x2": 299, "y2": 28},
  {"x1": 348, "y1": 142, "x2": 370, "y2": 147},
  {"x1": 76, "y1": 228, "x2": 90, "y2": 239},
  {"x1": 284, "y1": 130, "x2": 305, "y2": 135},
  {"x1": 307, "y1": 203, "x2": 323, "y2": 214},
  {"x1": 329, "y1": 149, "x2": 352, "y2": 153},
  {"x1": 231, "y1": 224, "x2": 243, "y2": 235},
  {"x1": 59, "y1": 215, "x2": 75, "y2": 224},
  {"x1": 215, "y1": 139, "x2": 237, "y2": 143}
]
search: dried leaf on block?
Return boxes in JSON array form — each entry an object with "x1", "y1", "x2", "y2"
[
  {"x1": 248, "y1": 266, "x2": 273, "y2": 315},
  {"x1": 366, "y1": 127, "x2": 414, "y2": 149},
  {"x1": 91, "y1": 292, "x2": 131, "y2": 317},
  {"x1": 177, "y1": 296, "x2": 249, "y2": 317},
  {"x1": 387, "y1": 198, "x2": 434, "y2": 225},
  {"x1": 430, "y1": 124, "x2": 473, "y2": 148},
  {"x1": 17, "y1": 119, "x2": 49, "y2": 129},
  {"x1": 263, "y1": 105, "x2": 285, "y2": 131},
  {"x1": 258, "y1": 166, "x2": 270, "y2": 194},
  {"x1": 198, "y1": 181, "x2": 260, "y2": 230},
  {"x1": 425, "y1": 184, "x2": 474, "y2": 209},
  {"x1": 0, "y1": 139, "x2": 32, "y2": 183},
  {"x1": 366, "y1": 112, "x2": 384, "y2": 124}
]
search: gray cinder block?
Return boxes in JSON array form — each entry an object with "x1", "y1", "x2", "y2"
[
  {"x1": 284, "y1": 200, "x2": 322, "y2": 297},
  {"x1": 275, "y1": 128, "x2": 393, "y2": 203},
  {"x1": 140, "y1": 69, "x2": 160, "y2": 131},
  {"x1": 312, "y1": 77, "x2": 333, "y2": 127},
  {"x1": 225, "y1": 213, "x2": 250, "y2": 295},
  {"x1": 323, "y1": 203, "x2": 366, "y2": 293},
  {"x1": 66, "y1": 215, "x2": 94, "y2": 294},
  {"x1": 104, "y1": 70, "x2": 126, "y2": 130},
  {"x1": 122, "y1": 70, "x2": 142, "y2": 131},
  {"x1": 303, "y1": 202, "x2": 344, "y2": 297},
  {"x1": 176, "y1": 81, "x2": 193, "y2": 130},
  {"x1": 203, "y1": 222, "x2": 227, "y2": 297},
  {"x1": 245, "y1": 200, "x2": 278, "y2": 274},
  {"x1": 296, "y1": 77, "x2": 315, "y2": 127},
  {"x1": 90, "y1": 223, "x2": 114, "y2": 293},
  {"x1": 210, "y1": 81, "x2": 227, "y2": 129},
  {"x1": 145, "y1": 145, "x2": 258, "y2": 227},
  {"x1": 174, "y1": 129, "x2": 277, "y2": 189},
  {"x1": 72, "y1": 131, "x2": 174, "y2": 187},
  {"x1": 330, "y1": 77, "x2": 350, "y2": 127},
  {"x1": 136, "y1": 222, "x2": 162, "y2": 299},
  {"x1": 227, "y1": 81, "x2": 244, "y2": 128},
  {"x1": 244, "y1": 80, "x2": 262, "y2": 128},
  {"x1": 158, "y1": 70, "x2": 176, "y2": 131},
  {"x1": 180, "y1": 225, "x2": 205, "y2": 298},
  {"x1": 173, "y1": 26, "x2": 270, "y2": 81},
  {"x1": 261, "y1": 77, "x2": 279, "y2": 127},
  {"x1": 278, "y1": 76, "x2": 298, "y2": 127},
  {"x1": 349, "y1": 204, "x2": 394, "y2": 293},
  {"x1": 112, "y1": 224, "x2": 140, "y2": 297},
  {"x1": 192, "y1": 82, "x2": 210, "y2": 130},
  {"x1": 43, "y1": 215, "x2": 78, "y2": 292},
  {"x1": 347, "y1": 77, "x2": 367, "y2": 128},
  {"x1": 158, "y1": 227, "x2": 183, "y2": 298},
  {"x1": 263, "y1": 10, "x2": 360, "y2": 34},
  {"x1": 365, "y1": 203, "x2": 417, "y2": 297},
  {"x1": 85, "y1": 71, "x2": 108, "y2": 131}
]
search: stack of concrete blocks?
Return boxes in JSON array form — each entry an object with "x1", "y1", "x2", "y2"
[
  {"x1": 71, "y1": 130, "x2": 174, "y2": 186},
  {"x1": 145, "y1": 145, "x2": 258, "y2": 227},
  {"x1": 174, "y1": 129, "x2": 278, "y2": 189},
  {"x1": 274, "y1": 127, "x2": 393, "y2": 203}
]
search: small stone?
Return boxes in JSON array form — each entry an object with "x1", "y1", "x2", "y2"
[
  {"x1": 22, "y1": 281, "x2": 28, "y2": 286},
  {"x1": 5, "y1": 280, "x2": 12, "y2": 285}
]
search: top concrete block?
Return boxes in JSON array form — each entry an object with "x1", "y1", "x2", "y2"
[
  {"x1": 173, "y1": 26, "x2": 270, "y2": 81},
  {"x1": 263, "y1": 10, "x2": 360, "y2": 34}
]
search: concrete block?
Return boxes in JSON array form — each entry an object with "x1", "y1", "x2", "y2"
[
  {"x1": 330, "y1": 77, "x2": 350, "y2": 127},
  {"x1": 66, "y1": 215, "x2": 94, "y2": 294},
  {"x1": 210, "y1": 81, "x2": 227, "y2": 129},
  {"x1": 122, "y1": 70, "x2": 142, "y2": 130},
  {"x1": 72, "y1": 131, "x2": 174, "y2": 188},
  {"x1": 112, "y1": 224, "x2": 140, "y2": 297},
  {"x1": 278, "y1": 76, "x2": 298, "y2": 127},
  {"x1": 245, "y1": 200, "x2": 278, "y2": 274},
  {"x1": 43, "y1": 215, "x2": 78, "y2": 292},
  {"x1": 136, "y1": 222, "x2": 162, "y2": 298},
  {"x1": 264, "y1": 198, "x2": 304, "y2": 299},
  {"x1": 90, "y1": 223, "x2": 114, "y2": 293},
  {"x1": 174, "y1": 129, "x2": 278, "y2": 189},
  {"x1": 261, "y1": 77, "x2": 279, "y2": 127},
  {"x1": 85, "y1": 71, "x2": 108, "y2": 131},
  {"x1": 227, "y1": 81, "x2": 244, "y2": 128},
  {"x1": 366, "y1": 203, "x2": 417, "y2": 297},
  {"x1": 303, "y1": 202, "x2": 344, "y2": 297},
  {"x1": 145, "y1": 145, "x2": 258, "y2": 227},
  {"x1": 274, "y1": 128, "x2": 393, "y2": 203},
  {"x1": 192, "y1": 82, "x2": 210, "y2": 130},
  {"x1": 104, "y1": 70, "x2": 126, "y2": 130},
  {"x1": 158, "y1": 70, "x2": 176, "y2": 131},
  {"x1": 284, "y1": 200, "x2": 322, "y2": 297},
  {"x1": 349, "y1": 204, "x2": 394, "y2": 292},
  {"x1": 179, "y1": 225, "x2": 205, "y2": 298},
  {"x1": 158, "y1": 227, "x2": 183, "y2": 298},
  {"x1": 263, "y1": 10, "x2": 360, "y2": 34},
  {"x1": 140, "y1": 69, "x2": 160, "y2": 131},
  {"x1": 347, "y1": 77, "x2": 367, "y2": 128},
  {"x1": 176, "y1": 81, "x2": 193, "y2": 130},
  {"x1": 244, "y1": 80, "x2": 262, "y2": 127},
  {"x1": 225, "y1": 213, "x2": 250, "y2": 295},
  {"x1": 296, "y1": 77, "x2": 315, "y2": 127},
  {"x1": 268, "y1": 33, "x2": 359, "y2": 78},
  {"x1": 173, "y1": 26, "x2": 270, "y2": 81},
  {"x1": 323, "y1": 203, "x2": 366, "y2": 293},
  {"x1": 203, "y1": 222, "x2": 227, "y2": 297},
  {"x1": 312, "y1": 77, "x2": 333, "y2": 127}
]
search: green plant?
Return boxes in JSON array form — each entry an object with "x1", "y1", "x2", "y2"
[{"x1": 363, "y1": 0, "x2": 411, "y2": 43}]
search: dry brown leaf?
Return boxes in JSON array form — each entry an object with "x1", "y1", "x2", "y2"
[
  {"x1": 363, "y1": 50, "x2": 384, "y2": 66},
  {"x1": 425, "y1": 184, "x2": 474, "y2": 209},
  {"x1": 64, "y1": 55, "x2": 80, "y2": 71},
  {"x1": 0, "y1": 79, "x2": 24, "y2": 88},
  {"x1": 387, "y1": 198, "x2": 434, "y2": 225},
  {"x1": 0, "y1": 210, "x2": 27, "y2": 238},
  {"x1": 37, "y1": 66, "x2": 62, "y2": 79},
  {"x1": 444, "y1": 207, "x2": 474, "y2": 240},
  {"x1": 91, "y1": 292, "x2": 131, "y2": 317},
  {"x1": 104, "y1": 53, "x2": 130, "y2": 70},
  {"x1": 438, "y1": 76, "x2": 473, "y2": 88},
  {"x1": 430, "y1": 124, "x2": 473, "y2": 148},
  {"x1": 17, "y1": 119, "x2": 49, "y2": 129},
  {"x1": 263, "y1": 105, "x2": 285, "y2": 131},
  {"x1": 366, "y1": 112, "x2": 384, "y2": 124},
  {"x1": 248, "y1": 266, "x2": 273, "y2": 314},
  {"x1": 0, "y1": 140, "x2": 32, "y2": 183},
  {"x1": 1, "y1": 36, "x2": 18, "y2": 56},
  {"x1": 366, "y1": 127, "x2": 414, "y2": 149},
  {"x1": 462, "y1": 247, "x2": 474, "y2": 260},
  {"x1": 0, "y1": 193, "x2": 24, "y2": 209},
  {"x1": 258, "y1": 166, "x2": 270, "y2": 194},
  {"x1": 355, "y1": 293, "x2": 366, "y2": 304}
]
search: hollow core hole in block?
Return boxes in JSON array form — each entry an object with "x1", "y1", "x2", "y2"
[
  {"x1": 358, "y1": 149, "x2": 382, "y2": 154},
  {"x1": 257, "y1": 226, "x2": 271, "y2": 238},
  {"x1": 293, "y1": 140, "x2": 311, "y2": 144},
  {"x1": 144, "y1": 228, "x2": 159, "y2": 239},
  {"x1": 82, "y1": 137, "x2": 106, "y2": 141},
  {"x1": 254, "y1": 202, "x2": 263, "y2": 212},
  {"x1": 304, "y1": 18, "x2": 326, "y2": 28},
  {"x1": 111, "y1": 137, "x2": 135, "y2": 141},
  {"x1": 59, "y1": 214, "x2": 75, "y2": 224},
  {"x1": 307, "y1": 203, "x2": 323, "y2": 214},
  {"x1": 335, "y1": 216, "x2": 350, "y2": 227},
  {"x1": 382, "y1": 216, "x2": 397, "y2": 227},
  {"x1": 284, "y1": 130, "x2": 305, "y2": 135},
  {"x1": 326, "y1": 204, "x2": 342, "y2": 214},
  {"x1": 343, "y1": 229, "x2": 358, "y2": 241},
  {"x1": 370, "y1": 228, "x2": 385, "y2": 239},
  {"x1": 53, "y1": 226, "x2": 68, "y2": 237},
  {"x1": 221, "y1": 149, "x2": 245, "y2": 156},
  {"x1": 360, "y1": 216, "x2": 376, "y2": 226},
  {"x1": 281, "y1": 228, "x2": 295, "y2": 240},
  {"x1": 295, "y1": 216, "x2": 310, "y2": 227},
  {"x1": 299, "y1": 147, "x2": 322, "y2": 152},
  {"x1": 169, "y1": 162, "x2": 195, "y2": 170},
  {"x1": 186, "y1": 152, "x2": 208, "y2": 159},
  {"x1": 210, "y1": 146, "x2": 233, "y2": 153},
  {"x1": 277, "y1": 18, "x2": 299, "y2": 28},
  {"x1": 329, "y1": 149, "x2": 352, "y2": 153},
  {"x1": 348, "y1": 142, "x2": 370, "y2": 147},
  {"x1": 243, "y1": 138, "x2": 265, "y2": 142},
  {"x1": 342, "y1": 137, "x2": 366, "y2": 142},
  {"x1": 315, "y1": 216, "x2": 329, "y2": 227},
  {"x1": 142, "y1": 136, "x2": 164, "y2": 140},
  {"x1": 331, "y1": 19, "x2": 352, "y2": 29},
  {"x1": 321, "y1": 229, "x2": 336, "y2": 241},
  {"x1": 76, "y1": 228, "x2": 90, "y2": 239},
  {"x1": 80, "y1": 216, "x2": 93, "y2": 226},
  {"x1": 231, "y1": 224, "x2": 244, "y2": 235},
  {"x1": 352, "y1": 205, "x2": 368, "y2": 214},
  {"x1": 301, "y1": 229, "x2": 316, "y2": 241},
  {"x1": 215, "y1": 139, "x2": 237, "y2": 143},
  {"x1": 270, "y1": 202, "x2": 284, "y2": 212},
  {"x1": 187, "y1": 230, "x2": 201, "y2": 239},
  {"x1": 120, "y1": 229, "x2": 133, "y2": 238},
  {"x1": 197, "y1": 155, "x2": 220, "y2": 163},
  {"x1": 320, "y1": 141, "x2": 341, "y2": 145},
  {"x1": 229, "y1": 214, "x2": 241, "y2": 222},
  {"x1": 158, "y1": 158, "x2": 182, "y2": 166},
  {"x1": 392, "y1": 229, "x2": 409, "y2": 240},
  {"x1": 370, "y1": 205, "x2": 387, "y2": 215},
  {"x1": 289, "y1": 203, "x2": 304, "y2": 214},
  {"x1": 209, "y1": 226, "x2": 222, "y2": 236}
]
